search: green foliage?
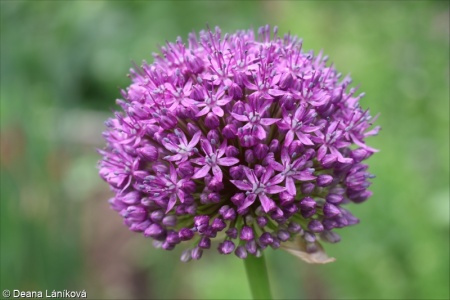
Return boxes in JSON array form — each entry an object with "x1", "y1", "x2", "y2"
[{"x1": 1, "y1": 1, "x2": 448, "y2": 299}]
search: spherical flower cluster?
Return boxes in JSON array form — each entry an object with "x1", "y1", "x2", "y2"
[{"x1": 98, "y1": 25, "x2": 380, "y2": 262}]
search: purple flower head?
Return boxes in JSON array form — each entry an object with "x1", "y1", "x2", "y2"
[{"x1": 98, "y1": 25, "x2": 379, "y2": 262}]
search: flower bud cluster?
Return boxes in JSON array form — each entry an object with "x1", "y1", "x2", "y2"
[{"x1": 98, "y1": 25, "x2": 379, "y2": 261}]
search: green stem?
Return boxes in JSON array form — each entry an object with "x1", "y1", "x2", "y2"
[{"x1": 244, "y1": 254, "x2": 272, "y2": 300}]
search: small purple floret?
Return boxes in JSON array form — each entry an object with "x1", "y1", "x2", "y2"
[{"x1": 218, "y1": 240, "x2": 235, "y2": 254}]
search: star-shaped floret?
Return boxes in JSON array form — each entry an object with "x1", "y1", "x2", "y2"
[
  {"x1": 162, "y1": 130, "x2": 201, "y2": 162},
  {"x1": 230, "y1": 167, "x2": 285, "y2": 213},
  {"x1": 191, "y1": 139, "x2": 239, "y2": 181}
]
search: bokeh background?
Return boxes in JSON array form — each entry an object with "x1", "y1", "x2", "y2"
[{"x1": 1, "y1": 1, "x2": 449, "y2": 299}]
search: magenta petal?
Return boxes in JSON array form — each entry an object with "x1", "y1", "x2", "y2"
[
  {"x1": 212, "y1": 165, "x2": 223, "y2": 181},
  {"x1": 231, "y1": 112, "x2": 249, "y2": 122},
  {"x1": 188, "y1": 131, "x2": 202, "y2": 148},
  {"x1": 284, "y1": 130, "x2": 294, "y2": 146},
  {"x1": 212, "y1": 106, "x2": 224, "y2": 117},
  {"x1": 269, "y1": 173, "x2": 285, "y2": 185},
  {"x1": 230, "y1": 180, "x2": 253, "y2": 191},
  {"x1": 243, "y1": 167, "x2": 257, "y2": 184},
  {"x1": 191, "y1": 157, "x2": 205, "y2": 165},
  {"x1": 259, "y1": 193, "x2": 276, "y2": 213},
  {"x1": 217, "y1": 97, "x2": 232, "y2": 106},
  {"x1": 286, "y1": 177, "x2": 296, "y2": 195},
  {"x1": 166, "y1": 194, "x2": 177, "y2": 213},
  {"x1": 281, "y1": 148, "x2": 290, "y2": 164},
  {"x1": 330, "y1": 147, "x2": 353, "y2": 164},
  {"x1": 217, "y1": 140, "x2": 227, "y2": 157},
  {"x1": 294, "y1": 104, "x2": 306, "y2": 120},
  {"x1": 164, "y1": 154, "x2": 182, "y2": 162},
  {"x1": 265, "y1": 185, "x2": 286, "y2": 194},
  {"x1": 261, "y1": 167, "x2": 274, "y2": 183},
  {"x1": 201, "y1": 139, "x2": 213, "y2": 155},
  {"x1": 177, "y1": 189, "x2": 186, "y2": 203},
  {"x1": 302, "y1": 125, "x2": 322, "y2": 133},
  {"x1": 269, "y1": 161, "x2": 284, "y2": 172},
  {"x1": 260, "y1": 118, "x2": 280, "y2": 126},
  {"x1": 196, "y1": 106, "x2": 210, "y2": 117},
  {"x1": 317, "y1": 144, "x2": 327, "y2": 161},
  {"x1": 254, "y1": 125, "x2": 267, "y2": 140},
  {"x1": 241, "y1": 193, "x2": 257, "y2": 210},
  {"x1": 218, "y1": 157, "x2": 239, "y2": 166},
  {"x1": 192, "y1": 165, "x2": 211, "y2": 179},
  {"x1": 327, "y1": 121, "x2": 339, "y2": 135},
  {"x1": 277, "y1": 121, "x2": 291, "y2": 131},
  {"x1": 351, "y1": 133, "x2": 380, "y2": 152},
  {"x1": 292, "y1": 171, "x2": 316, "y2": 181},
  {"x1": 169, "y1": 163, "x2": 177, "y2": 182},
  {"x1": 296, "y1": 132, "x2": 314, "y2": 145},
  {"x1": 181, "y1": 98, "x2": 197, "y2": 107},
  {"x1": 162, "y1": 140, "x2": 178, "y2": 152},
  {"x1": 268, "y1": 89, "x2": 286, "y2": 96}
]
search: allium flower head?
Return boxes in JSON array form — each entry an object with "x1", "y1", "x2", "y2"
[{"x1": 98, "y1": 25, "x2": 380, "y2": 262}]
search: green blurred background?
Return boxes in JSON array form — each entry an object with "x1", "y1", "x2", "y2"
[{"x1": 1, "y1": 1, "x2": 448, "y2": 299}]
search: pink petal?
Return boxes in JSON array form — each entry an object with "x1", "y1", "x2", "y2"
[
  {"x1": 162, "y1": 140, "x2": 178, "y2": 152},
  {"x1": 284, "y1": 130, "x2": 294, "y2": 147},
  {"x1": 351, "y1": 133, "x2": 379, "y2": 152},
  {"x1": 201, "y1": 139, "x2": 213, "y2": 155},
  {"x1": 261, "y1": 168, "x2": 274, "y2": 183},
  {"x1": 230, "y1": 180, "x2": 253, "y2": 191},
  {"x1": 292, "y1": 171, "x2": 316, "y2": 181},
  {"x1": 217, "y1": 97, "x2": 232, "y2": 106},
  {"x1": 365, "y1": 126, "x2": 381, "y2": 137},
  {"x1": 260, "y1": 118, "x2": 280, "y2": 126},
  {"x1": 177, "y1": 189, "x2": 186, "y2": 203},
  {"x1": 302, "y1": 125, "x2": 322, "y2": 133},
  {"x1": 170, "y1": 163, "x2": 177, "y2": 182},
  {"x1": 277, "y1": 121, "x2": 291, "y2": 131},
  {"x1": 268, "y1": 173, "x2": 285, "y2": 185},
  {"x1": 253, "y1": 125, "x2": 267, "y2": 140},
  {"x1": 241, "y1": 194, "x2": 257, "y2": 210},
  {"x1": 212, "y1": 165, "x2": 223, "y2": 181},
  {"x1": 212, "y1": 106, "x2": 224, "y2": 117},
  {"x1": 268, "y1": 89, "x2": 286, "y2": 97},
  {"x1": 196, "y1": 106, "x2": 210, "y2": 117},
  {"x1": 183, "y1": 79, "x2": 193, "y2": 93},
  {"x1": 164, "y1": 154, "x2": 182, "y2": 162},
  {"x1": 296, "y1": 132, "x2": 314, "y2": 145},
  {"x1": 191, "y1": 157, "x2": 205, "y2": 165},
  {"x1": 294, "y1": 104, "x2": 306, "y2": 120},
  {"x1": 259, "y1": 193, "x2": 276, "y2": 213},
  {"x1": 327, "y1": 122, "x2": 339, "y2": 135},
  {"x1": 243, "y1": 167, "x2": 257, "y2": 184},
  {"x1": 281, "y1": 148, "x2": 290, "y2": 165},
  {"x1": 330, "y1": 147, "x2": 353, "y2": 164},
  {"x1": 217, "y1": 140, "x2": 227, "y2": 157},
  {"x1": 265, "y1": 185, "x2": 286, "y2": 194},
  {"x1": 181, "y1": 98, "x2": 197, "y2": 107},
  {"x1": 231, "y1": 112, "x2": 249, "y2": 122},
  {"x1": 317, "y1": 144, "x2": 327, "y2": 161},
  {"x1": 168, "y1": 101, "x2": 178, "y2": 111},
  {"x1": 192, "y1": 165, "x2": 211, "y2": 179},
  {"x1": 166, "y1": 194, "x2": 177, "y2": 213},
  {"x1": 311, "y1": 94, "x2": 330, "y2": 106},
  {"x1": 286, "y1": 177, "x2": 296, "y2": 195},
  {"x1": 270, "y1": 161, "x2": 284, "y2": 172},
  {"x1": 218, "y1": 157, "x2": 239, "y2": 166},
  {"x1": 188, "y1": 131, "x2": 202, "y2": 149}
]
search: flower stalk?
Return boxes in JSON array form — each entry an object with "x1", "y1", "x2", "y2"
[{"x1": 244, "y1": 254, "x2": 272, "y2": 300}]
